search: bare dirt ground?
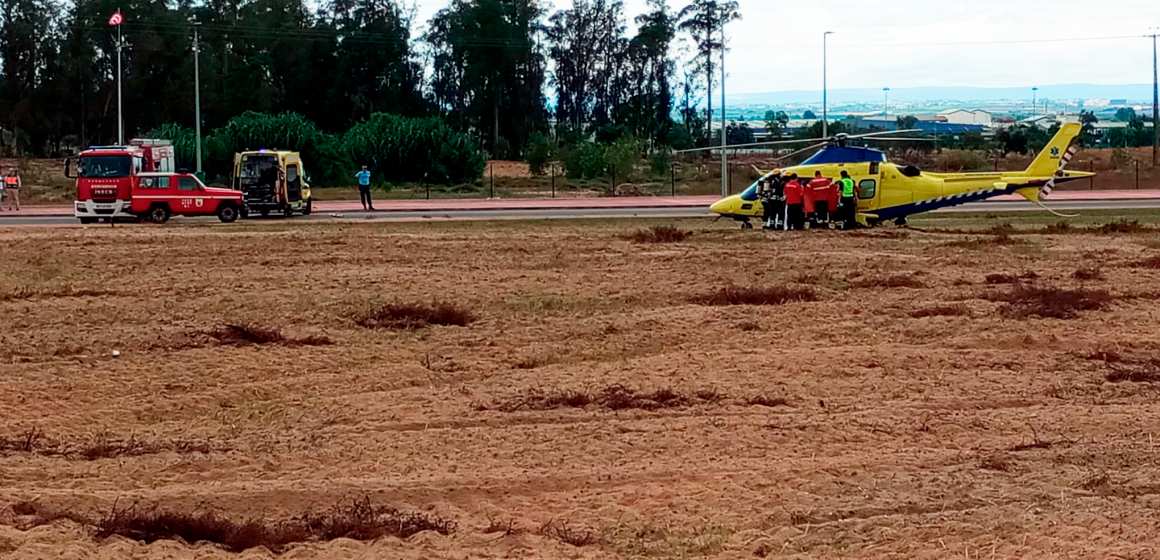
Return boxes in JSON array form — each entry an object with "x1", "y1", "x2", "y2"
[
  {"x1": 488, "y1": 160, "x2": 533, "y2": 178},
  {"x1": 2, "y1": 217, "x2": 1160, "y2": 559}
]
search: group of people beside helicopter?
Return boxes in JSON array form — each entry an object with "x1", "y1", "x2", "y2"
[{"x1": 756, "y1": 169, "x2": 856, "y2": 230}]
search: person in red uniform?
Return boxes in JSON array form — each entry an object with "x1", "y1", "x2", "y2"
[
  {"x1": 801, "y1": 173, "x2": 815, "y2": 227},
  {"x1": 829, "y1": 174, "x2": 841, "y2": 226},
  {"x1": 808, "y1": 171, "x2": 834, "y2": 227},
  {"x1": 783, "y1": 174, "x2": 804, "y2": 230}
]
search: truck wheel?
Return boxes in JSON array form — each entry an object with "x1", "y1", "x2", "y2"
[
  {"x1": 148, "y1": 205, "x2": 171, "y2": 224},
  {"x1": 303, "y1": 198, "x2": 312, "y2": 215},
  {"x1": 79, "y1": 218, "x2": 97, "y2": 225},
  {"x1": 217, "y1": 204, "x2": 240, "y2": 223}
]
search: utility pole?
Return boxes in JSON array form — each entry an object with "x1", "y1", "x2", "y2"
[
  {"x1": 193, "y1": 22, "x2": 203, "y2": 174},
  {"x1": 720, "y1": 18, "x2": 727, "y2": 197},
  {"x1": 823, "y1": 31, "x2": 834, "y2": 138},
  {"x1": 116, "y1": 15, "x2": 124, "y2": 145},
  {"x1": 1151, "y1": 29, "x2": 1158, "y2": 166}
]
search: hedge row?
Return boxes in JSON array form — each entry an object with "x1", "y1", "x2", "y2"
[{"x1": 148, "y1": 112, "x2": 485, "y2": 187}]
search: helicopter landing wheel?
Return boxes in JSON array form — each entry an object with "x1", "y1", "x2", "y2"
[{"x1": 741, "y1": 221, "x2": 753, "y2": 229}]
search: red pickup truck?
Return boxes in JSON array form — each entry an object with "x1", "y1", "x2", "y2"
[{"x1": 127, "y1": 173, "x2": 244, "y2": 223}]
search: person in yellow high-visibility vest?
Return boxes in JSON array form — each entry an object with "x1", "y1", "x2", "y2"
[{"x1": 838, "y1": 170, "x2": 856, "y2": 230}]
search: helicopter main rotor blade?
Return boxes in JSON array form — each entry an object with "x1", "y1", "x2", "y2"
[
  {"x1": 845, "y1": 129, "x2": 923, "y2": 140},
  {"x1": 861, "y1": 137, "x2": 937, "y2": 141},
  {"x1": 773, "y1": 142, "x2": 830, "y2": 162},
  {"x1": 672, "y1": 136, "x2": 830, "y2": 154}
]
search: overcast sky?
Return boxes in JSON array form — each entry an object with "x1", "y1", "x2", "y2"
[{"x1": 408, "y1": 0, "x2": 1160, "y2": 95}]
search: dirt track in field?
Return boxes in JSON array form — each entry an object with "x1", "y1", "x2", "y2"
[{"x1": 2, "y1": 220, "x2": 1160, "y2": 559}]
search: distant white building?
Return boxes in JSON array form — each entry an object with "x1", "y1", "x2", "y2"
[
  {"x1": 1019, "y1": 115, "x2": 1057, "y2": 129},
  {"x1": 1019, "y1": 113, "x2": 1088, "y2": 130},
  {"x1": 937, "y1": 109, "x2": 993, "y2": 126}
]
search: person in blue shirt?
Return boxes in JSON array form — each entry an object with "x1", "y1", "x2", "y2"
[{"x1": 356, "y1": 166, "x2": 374, "y2": 211}]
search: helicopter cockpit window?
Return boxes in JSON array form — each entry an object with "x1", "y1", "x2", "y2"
[
  {"x1": 740, "y1": 183, "x2": 759, "y2": 201},
  {"x1": 900, "y1": 165, "x2": 922, "y2": 177},
  {"x1": 858, "y1": 179, "x2": 877, "y2": 199},
  {"x1": 870, "y1": 162, "x2": 880, "y2": 175}
]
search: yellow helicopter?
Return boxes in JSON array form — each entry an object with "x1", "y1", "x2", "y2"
[{"x1": 700, "y1": 123, "x2": 1091, "y2": 228}]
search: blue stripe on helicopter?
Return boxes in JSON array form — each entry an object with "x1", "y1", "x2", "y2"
[
  {"x1": 870, "y1": 177, "x2": 1082, "y2": 221},
  {"x1": 872, "y1": 187, "x2": 1015, "y2": 220}
]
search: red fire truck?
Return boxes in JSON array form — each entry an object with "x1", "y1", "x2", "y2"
[{"x1": 68, "y1": 139, "x2": 243, "y2": 224}]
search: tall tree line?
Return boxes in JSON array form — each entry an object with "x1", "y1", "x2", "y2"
[{"x1": 0, "y1": 0, "x2": 738, "y2": 158}]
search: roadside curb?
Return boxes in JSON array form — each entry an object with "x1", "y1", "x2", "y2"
[{"x1": 6, "y1": 191, "x2": 1160, "y2": 219}]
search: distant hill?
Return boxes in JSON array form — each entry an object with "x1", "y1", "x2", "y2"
[{"x1": 727, "y1": 84, "x2": 1155, "y2": 105}]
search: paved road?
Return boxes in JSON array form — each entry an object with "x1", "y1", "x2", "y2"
[{"x1": 3, "y1": 198, "x2": 1160, "y2": 226}]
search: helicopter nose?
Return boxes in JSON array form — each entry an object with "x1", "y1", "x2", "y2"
[{"x1": 710, "y1": 198, "x2": 731, "y2": 214}]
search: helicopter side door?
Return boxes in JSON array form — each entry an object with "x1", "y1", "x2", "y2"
[
  {"x1": 878, "y1": 163, "x2": 914, "y2": 210},
  {"x1": 856, "y1": 161, "x2": 882, "y2": 213},
  {"x1": 835, "y1": 162, "x2": 879, "y2": 213}
]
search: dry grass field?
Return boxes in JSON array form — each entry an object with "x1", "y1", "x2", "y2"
[{"x1": 2, "y1": 216, "x2": 1160, "y2": 559}]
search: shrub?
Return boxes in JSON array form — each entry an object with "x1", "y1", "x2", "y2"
[
  {"x1": 909, "y1": 304, "x2": 970, "y2": 318},
  {"x1": 745, "y1": 396, "x2": 790, "y2": 408},
  {"x1": 1133, "y1": 256, "x2": 1160, "y2": 269},
  {"x1": 622, "y1": 225, "x2": 691, "y2": 244},
  {"x1": 1095, "y1": 220, "x2": 1151, "y2": 235},
  {"x1": 946, "y1": 235, "x2": 1029, "y2": 249},
  {"x1": 854, "y1": 275, "x2": 925, "y2": 289},
  {"x1": 604, "y1": 136, "x2": 643, "y2": 179},
  {"x1": 493, "y1": 137, "x2": 513, "y2": 161},
  {"x1": 526, "y1": 133, "x2": 555, "y2": 175},
  {"x1": 210, "y1": 325, "x2": 332, "y2": 347},
  {"x1": 1106, "y1": 366, "x2": 1160, "y2": 383},
  {"x1": 356, "y1": 301, "x2": 476, "y2": 329},
  {"x1": 981, "y1": 283, "x2": 1113, "y2": 319},
  {"x1": 1073, "y1": 267, "x2": 1104, "y2": 281},
  {"x1": 0, "y1": 430, "x2": 219, "y2": 460},
  {"x1": 980, "y1": 455, "x2": 1013, "y2": 472},
  {"x1": 561, "y1": 141, "x2": 607, "y2": 179},
  {"x1": 1104, "y1": 357, "x2": 1160, "y2": 383},
  {"x1": 206, "y1": 111, "x2": 349, "y2": 187},
  {"x1": 344, "y1": 113, "x2": 485, "y2": 185},
  {"x1": 539, "y1": 520, "x2": 601, "y2": 547},
  {"x1": 693, "y1": 286, "x2": 817, "y2": 306},
  {"x1": 479, "y1": 385, "x2": 725, "y2": 412},
  {"x1": 649, "y1": 150, "x2": 671, "y2": 177},
  {"x1": 89, "y1": 498, "x2": 455, "y2": 553},
  {"x1": 986, "y1": 272, "x2": 1037, "y2": 285}
]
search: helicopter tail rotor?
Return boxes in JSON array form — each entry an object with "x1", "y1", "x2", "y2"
[{"x1": 1040, "y1": 145, "x2": 1078, "y2": 199}]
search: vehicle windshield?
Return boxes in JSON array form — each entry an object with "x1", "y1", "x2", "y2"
[
  {"x1": 79, "y1": 156, "x2": 131, "y2": 178},
  {"x1": 740, "y1": 183, "x2": 759, "y2": 201},
  {"x1": 240, "y1": 155, "x2": 279, "y2": 180}
]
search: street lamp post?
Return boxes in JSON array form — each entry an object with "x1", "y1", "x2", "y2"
[
  {"x1": 1150, "y1": 29, "x2": 1158, "y2": 166},
  {"x1": 116, "y1": 21, "x2": 124, "y2": 145},
  {"x1": 721, "y1": 21, "x2": 727, "y2": 197},
  {"x1": 823, "y1": 31, "x2": 834, "y2": 138},
  {"x1": 883, "y1": 87, "x2": 890, "y2": 127}
]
